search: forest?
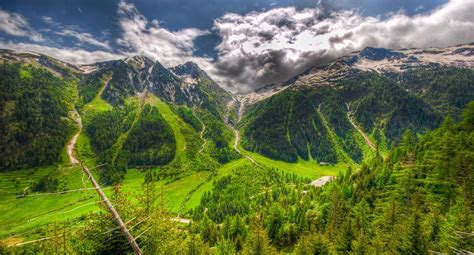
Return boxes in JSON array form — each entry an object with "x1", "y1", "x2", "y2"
[
  {"x1": 240, "y1": 68, "x2": 474, "y2": 165},
  {"x1": 0, "y1": 63, "x2": 75, "y2": 171},
  {"x1": 3, "y1": 100, "x2": 472, "y2": 254}
]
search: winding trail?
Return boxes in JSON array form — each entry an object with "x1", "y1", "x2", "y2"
[
  {"x1": 98, "y1": 77, "x2": 112, "y2": 97},
  {"x1": 227, "y1": 100, "x2": 256, "y2": 164},
  {"x1": 345, "y1": 103, "x2": 376, "y2": 151},
  {"x1": 67, "y1": 108, "x2": 82, "y2": 165},
  {"x1": 67, "y1": 77, "x2": 112, "y2": 165},
  {"x1": 66, "y1": 91, "x2": 143, "y2": 254}
]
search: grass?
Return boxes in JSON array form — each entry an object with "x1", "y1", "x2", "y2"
[
  {"x1": 245, "y1": 150, "x2": 351, "y2": 179},
  {"x1": 0, "y1": 165, "x2": 97, "y2": 238},
  {"x1": 0, "y1": 92, "x2": 354, "y2": 243},
  {"x1": 145, "y1": 94, "x2": 187, "y2": 159},
  {"x1": 83, "y1": 96, "x2": 112, "y2": 115},
  {"x1": 185, "y1": 158, "x2": 251, "y2": 209},
  {"x1": 0, "y1": 138, "x2": 349, "y2": 242}
]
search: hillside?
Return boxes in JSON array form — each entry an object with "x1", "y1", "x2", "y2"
[
  {"x1": 239, "y1": 44, "x2": 474, "y2": 164},
  {"x1": 0, "y1": 44, "x2": 473, "y2": 254}
]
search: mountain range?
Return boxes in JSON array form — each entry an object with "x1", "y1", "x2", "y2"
[
  {"x1": 1, "y1": 43, "x2": 473, "y2": 174},
  {"x1": 0, "y1": 43, "x2": 473, "y2": 253}
]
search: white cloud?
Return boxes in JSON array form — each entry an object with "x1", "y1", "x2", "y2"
[
  {"x1": 0, "y1": 9, "x2": 44, "y2": 42},
  {"x1": 0, "y1": 41, "x2": 124, "y2": 65},
  {"x1": 56, "y1": 29, "x2": 111, "y2": 50},
  {"x1": 116, "y1": 0, "x2": 210, "y2": 67},
  {"x1": 114, "y1": 0, "x2": 229, "y2": 91},
  {"x1": 2, "y1": 0, "x2": 473, "y2": 94},
  {"x1": 212, "y1": 0, "x2": 474, "y2": 92},
  {"x1": 41, "y1": 16, "x2": 54, "y2": 24}
]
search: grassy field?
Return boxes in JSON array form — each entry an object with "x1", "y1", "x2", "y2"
[
  {"x1": 0, "y1": 92, "x2": 355, "y2": 243},
  {"x1": 0, "y1": 142, "x2": 351, "y2": 239}
]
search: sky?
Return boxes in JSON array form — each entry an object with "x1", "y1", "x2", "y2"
[{"x1": 1, "y1": 0, "x2": 473, "y2": 93}]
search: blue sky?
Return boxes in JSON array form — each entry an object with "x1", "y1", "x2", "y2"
[{"x1": 1, "y1": 0, "x2": 472, "y2": 92}]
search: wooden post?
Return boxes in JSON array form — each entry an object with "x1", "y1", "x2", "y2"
[{"x1": 81, "y1": 163, "x2": 143, "y2": 255}]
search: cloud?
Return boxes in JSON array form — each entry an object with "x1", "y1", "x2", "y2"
[
  {"x1": 41, "y1": 16, "x2": 54, "y2": 24},
  {"x1": 114, "y1": 0, "x2": 227, "y2": 92},
  {"x1": 415, "y1": 5, "x2": 425, "y2": 12},
  {"x1": 0, "y1": 41, "x2": 124, "y2": 64},
  {"x1": 0, "y1": 9, "x2": 44, "y2": 42},
  {"x1": 56, "y1": 28, "x2": 111, "y2": 50},
  {"x1": 212, "y1": 0, "x2": 474, "y2": 92},
  {"x1": 116, "y1": 0, "x2": 210, "y2": 67}
]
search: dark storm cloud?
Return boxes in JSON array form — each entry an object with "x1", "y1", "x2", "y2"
[
  {"x1": 0, "y1": 0, "x2": 471, "y2": 93},
  {"x1": 211, "y1": 0, "x2": 474, "y2": 92}
]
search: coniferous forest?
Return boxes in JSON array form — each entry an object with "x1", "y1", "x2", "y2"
[{"x1": 0, "y1": 3, "x2": 474, "y2": 252}]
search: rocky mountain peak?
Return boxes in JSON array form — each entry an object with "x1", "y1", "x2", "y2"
[
  {"x1": 359, "y1": 47, "x2": 406, "y2": 61},
  {"x1": 123, "y1": 55, "x2": 155, "y2": 70},
  {"x1": 170, "y1": 61, "x2": 205, "y2": 79}
]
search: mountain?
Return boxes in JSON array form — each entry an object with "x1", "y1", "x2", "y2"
[
  {"x1": 238, "y1": 44, "x2": 474, "y2": 164},
  {"x1": 1, "y1": 44, "x2": 473, "y2": 172},
  {"x1": 170, "y1": 61, "x2": 234, "y2": 119},
  {"x1": 0, "y1": 44, "x2": 473, "y2": 254},
  {"x1": 0, "y1": 58, "x2": 77, "y2": 170},
  {"x1": 0, "y1": 51, "x2": 239, "y2": 181},
  {"x1": 78, "y1": 56, "x2": 187, "y2": 106}
]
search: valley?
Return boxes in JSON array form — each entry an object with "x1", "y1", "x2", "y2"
[{"x1": 0, "y1": 43, "x2": 473, "y2": 254}]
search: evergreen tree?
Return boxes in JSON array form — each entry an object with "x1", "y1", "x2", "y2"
[
  {"x1": 400, "y1": 211, "x2": 427, "y2": 255},
  {"x1": 244, "y1": 225, "x2": 273, "y2": 255},
  {"x1": 294, "y1": 233, "x2": 329, "y2": 255},
  {"x1": 215, "y1": 238, "x2": 236, "y2": 255}
]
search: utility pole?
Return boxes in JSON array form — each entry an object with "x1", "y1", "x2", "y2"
[{"x1": 81, "y1": 163, "x2": 143, "y2": 255}]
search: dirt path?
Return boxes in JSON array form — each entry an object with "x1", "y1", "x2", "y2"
[
  {"x1": 67, "y1": 108, "x2": 82, "y2": 165},
  {"x1": 229, "y1": 101, "x2": 256, "y2": 164},
  {"x1": 68, "y1": 77, "x2": 112, "y2": 165},
  {"x1": 345, "y1": 103, "x2": 376, "y2": 151},
  {"x1": 171, "y1": 217, "x2": 192, "y2": 224}
]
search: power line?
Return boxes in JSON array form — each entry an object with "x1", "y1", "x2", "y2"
[
  {"x1": 8, "y1": 236, "x2": 54, "y2": 247},
  {"x1": 3, "y1": 198, "x2": 105, "y2": 231},
  {"x1": 58, "y1": 199, "x2": 106, "y2": 214}
]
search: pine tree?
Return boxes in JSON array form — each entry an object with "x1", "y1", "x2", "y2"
[
  {"x1": 294, "y1": 233, "x2": 329, "y2": 255},
  {"x1": 352, "y1": 229, "x2": 370, "y2": 255},
  {"x1": 373, "y1": 200, "x2": 402, "y2": 253},
  {"x1": 244, "y1": 225, "x2": 273, "y2": 255},
  {"x1": 265, "y1": 203, "x2": 285, "y2": 243},
  {"x1": 139, "y1": 170, "x2": 157, "y2": 215},
  {"x1": 215, "y1": 238, "x2": 236, "y2": 255},
  {"x1": 326, "y1": 187, "x2": 346, "y2": 239},
  {"x1": 200, "y1": 214, "x2": 218, "y2": 245},
  {"x1": 351, "y1": 199, "x2": 371, "y2": 235},
  {"x1": 400, "y1": 211, "x2": 427, "y2": 255},
  {"x1": 336, "y1": 219, "x2": 354, "y2": 253}
]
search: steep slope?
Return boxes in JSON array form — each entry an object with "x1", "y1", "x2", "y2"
[
  {"x1": 78, "y1": 56, "x2": 187, "y2": 107},
  {"x1": 170, "y1": 61, "x2": 234, "y2": 118},
  {"x1": 239, "y1": 44, "x2": 474, "y2": 164},
  {"x1": 187, "y1": 102, "x2": 474, "y2": 255},
  {"x1": 0, "y1": 62, "x2": 78, "y2": 171}
]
